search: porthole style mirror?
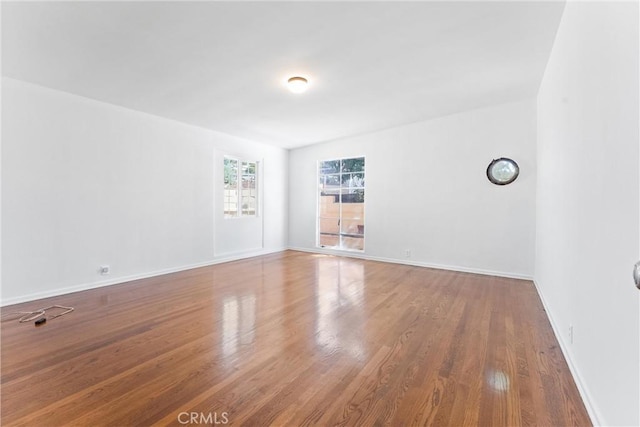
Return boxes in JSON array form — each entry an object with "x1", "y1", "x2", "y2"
[{"x1": 487, "y1": 158, "x2": 519, "y2": 185}]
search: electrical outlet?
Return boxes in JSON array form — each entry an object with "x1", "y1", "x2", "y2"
[
  {"x1": 405, "y1": 249, "x2": 411, "y2": 258},
  {"x1": 568, "y1": 325, "x2": 573, "y2": 344},
  {"x1": 99, "y1": 265, "x2": 110, "y2": 275}
]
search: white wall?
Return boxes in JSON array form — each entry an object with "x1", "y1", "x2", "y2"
[
  {"x1": 1, "y1": 78, "x2": 288, "y2": 305},
  {"x1": 535, "y1": 2, "x2": 639, "y2": 426},
  {"x1": 289, "y1": 99, "x2": 537, "y2": 279}
]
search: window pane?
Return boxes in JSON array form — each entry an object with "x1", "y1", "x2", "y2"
[
  {"x1": 224, "y1": 158, "x2": 238, "y2": 217},
  {"x1": 319, "y1": 194, "x2": 340, "y2": 217},
  {"x1": 241, "y1": 195, "x2": 256, "y2": 215},
  {"x1": 341, "y1": 201, "x2": 364, "y2": 220},
  {"x1": 241, "y1": 161, "x2": 257, "y2": 216},
  {"x1": 320, "y1": 160, "x2": 340, "y2": 174},
  {"x1": 341, "y1": 219, "x2": 364, "y2": 235},
  {"x1": 353, "y1": 173, "x2": 365, "y2": 187},
  {"x1": 224, "y1": 158, "x2": 238, "y2": 187},
  {"x1": 319, "y1": 217, "x2": 340, "y2": 235},
  {"x1": 340, "y1": 189, "x2": 364, "y2": 204},
  {"x1": 319, "y1": 235, "x2": 339, "y2": 248},
  {"x1": 341, "y1": 157, "x2": 364, "y2": 172},
  {"x1": 242, "y1": 161, "x2": 256, "y2": 174},
  {"x1": 340, "y1": 236, "x2": 364, "y2": 251},
  {"x1": 341, "y1": 201, "x2": 364, "y2": 237},
  {"x1": 320, "y1": 174, "x2": 341, "y2": 195},
  {"x1": 319, "y1": 216, "x2": 340, "y2": 248}
]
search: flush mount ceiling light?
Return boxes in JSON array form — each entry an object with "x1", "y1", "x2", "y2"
[
  {"x1": 487, "y1": 157, "x2": 520, "y2": 185},
  {"x1": 287, "y1": 76, "x2": 308, "y2": 94}
]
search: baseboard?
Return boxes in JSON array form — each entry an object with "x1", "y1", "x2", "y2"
[
  {"x1": 287, "y1": 246, "x2": 533, "y2": 281},
  {"x1": 0, "y1": 247, "x2": 286, "y2": 307},
  {"x1": 532, "y1": 279, "x2": 601, "y2": 426}
]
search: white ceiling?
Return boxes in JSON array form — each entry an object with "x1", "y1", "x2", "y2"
[{"x1": 1, "y1": 1, "x2": 565, "y2": 149}]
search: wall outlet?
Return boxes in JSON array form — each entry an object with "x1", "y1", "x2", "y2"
[
  {"x1": 99, "y1": 265, "x2": 110, "y2": 275},
  {"x1": 405, "y1": 249, "x2": 411, "y2": 258},
  {"x1": 568, "y1": 325, "x2": 574, "y2": 344}
]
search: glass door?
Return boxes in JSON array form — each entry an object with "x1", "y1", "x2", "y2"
[{"x1": 318, "y1": 157, "x2": 365, "y2": 251}]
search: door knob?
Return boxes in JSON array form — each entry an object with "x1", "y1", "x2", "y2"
[{"x1": 634, "y1": 261, "x2": 640, "y2": 290}]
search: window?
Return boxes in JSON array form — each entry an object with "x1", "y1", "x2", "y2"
[
  {"x1": 318, "y1": 157, "x2": 365, "y2": 251},
  {"x1": 224, "y1": 157, "x2": 257, "y2": 218}
]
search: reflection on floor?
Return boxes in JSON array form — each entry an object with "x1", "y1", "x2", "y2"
[{"x1": 0, "y1": 250, "x2": 592, "y2": 426}]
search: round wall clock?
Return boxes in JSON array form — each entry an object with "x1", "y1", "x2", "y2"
[{"x1": 487, "y1": 158, "x2": 519, "y2": 185}]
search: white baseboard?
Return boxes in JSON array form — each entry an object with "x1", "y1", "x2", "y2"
[
  {"x1": 287, "y1": 246, "x2": 533, "y2": 281},
  {"x1": 0, "y1": 247, "x2": 286, "y2": 307},
  {"x1": 532, "y1": 279, "x2": 601, "y2": 426}
]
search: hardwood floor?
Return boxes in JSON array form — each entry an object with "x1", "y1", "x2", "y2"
[{"x1": 1, "y1": 250, "x2": 591, "y2": 426}]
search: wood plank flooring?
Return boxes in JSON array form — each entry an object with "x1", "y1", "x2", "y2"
[{"x1": 1, "y1": 250, "x2": 591, "y2": 426}]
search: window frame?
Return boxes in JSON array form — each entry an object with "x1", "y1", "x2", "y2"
[
  {"x1": 224, "y1": 155, "x2": 259, "y2": 219},
  {"x1": 317, "y1": 156, "x2": 366, "y2": 252}
]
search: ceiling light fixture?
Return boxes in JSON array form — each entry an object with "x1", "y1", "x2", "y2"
[
  {"x1": 486, "y1": 157, "x2": 519, "y2": 185},
  {"x1": 287, "y1": 76, "x2": 308, "y2": 94}
]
